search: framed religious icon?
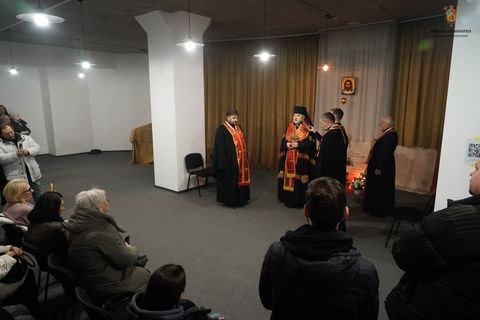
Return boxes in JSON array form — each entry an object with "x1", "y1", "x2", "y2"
[{"x1": 341, "y1": 76, "x2": 356, "y2": 95}]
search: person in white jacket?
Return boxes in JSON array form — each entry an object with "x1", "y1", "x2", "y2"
[
  {"x1": 0, "y1": 245, "x2": 24, "y2": 300},
  {"x1": 0, "y1": 124, "x2": 41, "y2": 201}
]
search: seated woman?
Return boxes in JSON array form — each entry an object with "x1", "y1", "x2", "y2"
[
  {"x1": 67, "y1": 188, "x2": 150, "y2": 301},
  {"x1": 128, "y1": 264, "x2": 213, "y2": 320},
  {"x1": 2, "y1": 179, "x2": 33, "y2": 229},
  {"x1": 24, "y1": 192, "x2": 69, "y2": 261}
]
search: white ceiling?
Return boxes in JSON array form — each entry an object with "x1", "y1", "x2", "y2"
[{"x1": 0, "y1": 0, "x2": 456, "y2": 53}]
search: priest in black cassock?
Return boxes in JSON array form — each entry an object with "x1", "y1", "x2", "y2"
[
  {"x1": 277, "y1": 106, "x2": 316, "y2": 208},
  {"x1": 311, "y1": 112, "x2": 348, "y2": 185},
  {"x1": 213, "y1": 109, "x2": 250, "y2": 207},
  {"x1": 364, "y1": 115, "x2": 398, "y2": 216}
]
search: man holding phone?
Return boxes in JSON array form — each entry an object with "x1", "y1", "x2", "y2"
[{"x1": 0, "y1": 124, "x2": 42, "y2": 200}]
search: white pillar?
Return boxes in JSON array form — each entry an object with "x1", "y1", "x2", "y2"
[
  {"x1": 435, "y1": 0, "x2": 480, "y2": 209},
  {"x1": 136, "y1": 11, "x2": 211, "y2": 191}
]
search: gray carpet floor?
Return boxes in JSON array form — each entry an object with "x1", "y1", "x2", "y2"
[{"x1": 37, "y1": 151, "x2": 429, "y2": 320}]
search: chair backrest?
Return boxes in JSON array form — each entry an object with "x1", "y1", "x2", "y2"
[
  {"x1": 185, "y1": 153, "x2": 204, "y2": 172},
  {"x1": 422, "y1": 195, "x2": 436, "y2": 217},
  {"x1": 22, "y1": 239, "x2": 48, "y2": 269},
  {"x1": 75, "y1": 287, "x2": 117, "y2": 320},
  {"x1": 47, "y1": 253, "x2": 76, "y2": 297}
]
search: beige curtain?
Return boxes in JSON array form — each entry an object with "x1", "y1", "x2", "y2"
[
  {"x1": 204, "y1": 35, "x2": 319, "y2": 169},
  {"x1": 392, "y1": 17, "x2": 454, "y2": 149}
]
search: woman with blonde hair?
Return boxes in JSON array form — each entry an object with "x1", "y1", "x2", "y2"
[{"x1": 2, "y1": 179, "x2": 33, "y2": 228}]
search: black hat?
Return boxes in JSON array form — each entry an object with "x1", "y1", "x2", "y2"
[{"x1": 292, "y1": 106, "x2": 312, "y2": 125}]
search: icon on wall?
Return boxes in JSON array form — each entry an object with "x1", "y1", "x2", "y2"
[{"x1": 341, "y1": 76, "x2": 356, "y2": 95}]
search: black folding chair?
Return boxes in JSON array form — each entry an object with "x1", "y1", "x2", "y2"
[
  {"x1": 22, "y1": 240, "x2": 53, "y2": 302},
  {"x1": 75, "y1": 287, "x2": 117, "y2": 320},
  {"x1": 48, "y1": 253, "x2": 77, "y2": 320},
  {"x1": 385, "y1": 196, "x2": 435, "y2": 248},
  {"x1": 185, "y1": 153, "x2": 214, "y2": 197}
]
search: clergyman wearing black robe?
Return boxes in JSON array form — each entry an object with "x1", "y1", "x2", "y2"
[
  {"x1": 278, "y1": 106, "x2": 316, "y2": 208},
  {"x1": 364, "y1": 123, "x2": 398, "y2": 216},
  {"x1": 213, "y1": 110, "x2": 250, "y2": 207},
  {"x1": 314, "y1": 114, "x2": 348, "y2": 186}
]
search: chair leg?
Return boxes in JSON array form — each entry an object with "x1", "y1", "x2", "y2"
[
  {"x1": 385, "y1": 218, "x2": 397, "y2": 248},
  {"x1": 394, "y1": 218, "x2": 402, "y2": 235},
  {"x1": 187, "y1": 174, "x2": 191, "y2": 191},
  {"x1": 37, "y1": 270, "x2": 42, "y2": 291},
  {"x1": 196, "y1": 175, "x2": 201, "y2": 197},
  {"x1": 70, "y1": 300, "x2": 76, "y2": 320},
  {"x1": 44, "y1": 272, "x2": 50, "y2": 302},
  {"x1": 63, "y1": 295, "x2": 67, "y2": 320}
]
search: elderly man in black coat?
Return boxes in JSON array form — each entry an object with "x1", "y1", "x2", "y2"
[
  {"x1": 260, "y1": 177, "x2": 379, "y2": 320},
  {"x1": 364, "y1": 115, "x2": 398, "y2": 216},
  {"x1": 386, "y1": 160, "x2": 480, "y2": 320}
]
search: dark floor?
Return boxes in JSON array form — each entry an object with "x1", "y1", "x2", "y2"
[{"x1": 31, "y1": 151, "x2": 429, "y2": 320}]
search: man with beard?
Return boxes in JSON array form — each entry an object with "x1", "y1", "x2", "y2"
[
  {"x1": 213, "y1": 109, "x2": 250, "y2": 207},
  {"x1": 0, "y1": 124, "x2": 42, "y2": 200},
  {"x1": 277, "y1": 106, "x2": 316, "y2": 208}
]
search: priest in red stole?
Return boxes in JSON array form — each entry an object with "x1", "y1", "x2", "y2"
[
  {"x1": 213, "y1": 109, "x2": 251, "y2": 207},
  {"x1": 277, "y1": 106, "x2": 316, "y2": 208}
]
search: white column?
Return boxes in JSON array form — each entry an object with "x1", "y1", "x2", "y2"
[
  {"x1": 435, "y1": 0, "x2": 480, "y2": 209},
  {"x1": 136, "y1": 11, "x2": 211, "y2": 191}
]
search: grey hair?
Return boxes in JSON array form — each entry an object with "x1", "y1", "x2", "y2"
[
  {"x1": 382, "y1": 115, "x2": 394, "y2": 126},
  {"x1": 75, "y1": 188, "x2": 107, "y2": 210}
]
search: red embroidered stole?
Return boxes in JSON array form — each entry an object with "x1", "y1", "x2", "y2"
[
  {"x1": 224, "y1": 122, "x2": 251, "y2": 187},
  {"x1": 366, "y1": 127, "x2": 396, "y2": 164},
  {"x1": 283, "y1": 122, "x2": 310, "y2": 191}
]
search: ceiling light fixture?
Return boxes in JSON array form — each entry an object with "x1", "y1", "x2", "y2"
[
  {"x1": 176, "y1": 0, "x2": 204, "y2": 51},
  {"x1": 78, "y1": 72, "x2": 85, "y2": 78},
  {"x1": 254, "y1": 0, "x2": 275, "y2": 62},
  {"x1": 320, "y1": 13, "x2": 333, "y2": 72},
  {"x1": 75, "y1": 0, "x2": 95, "y2": 70},
  {"x1": 16, "y1": 0, "x2": 65, "y2": 27}
]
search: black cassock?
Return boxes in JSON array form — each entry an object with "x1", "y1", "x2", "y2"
[
  {"x1": 277, "y1": 134, "x2": 316, "y2": 208},
  {"x1": 213, "y1": 124, "x2": 250, "y2": 207},
  {"x1": 364, "y1": 130, "x2": 398, "y2": 216},
  {"x1": 315, "y1": 127, "x2": 348, "y2": 185}
]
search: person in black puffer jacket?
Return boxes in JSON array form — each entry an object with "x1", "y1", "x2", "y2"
[
  {"x1": 386, "y1": 160, "x2": 480, "y2": 320},
  {"x1": 259, "y1": 177, "x2": 379, "y2": 320}
]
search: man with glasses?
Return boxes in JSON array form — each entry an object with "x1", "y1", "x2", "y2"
[{"x1": 0, "y1": 124, "x2": 42, "y2": 200}]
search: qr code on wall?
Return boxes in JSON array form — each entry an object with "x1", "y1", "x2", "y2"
[
  {"x1": 467, "y1": 143, "x2": 480, "y2": 158},
  {"x1": 465, "y1": 139, "x2": 480, "y2": 164}
]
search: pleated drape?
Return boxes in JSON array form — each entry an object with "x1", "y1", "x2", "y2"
[
  {"x1": 204, "y1": 35, "x2": 319, "y2": 169},
  {"x1": 392, "y1": 17, "x2": 454, "y2": 149}
]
